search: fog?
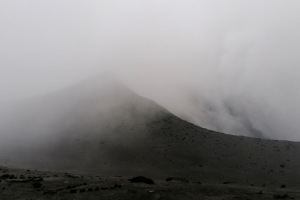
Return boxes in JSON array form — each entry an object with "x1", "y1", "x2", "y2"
[{"x1": 1, "y1": 0, "x2": 300, "y2": 141}]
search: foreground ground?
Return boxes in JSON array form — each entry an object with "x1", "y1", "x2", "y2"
[{"x1": 0, "y1": 166, "x2": 299, "y2": 200}]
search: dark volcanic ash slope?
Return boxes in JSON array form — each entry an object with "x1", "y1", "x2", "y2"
[{"x1": 0, "y1": 77, "x2": 300, "y2": 189}]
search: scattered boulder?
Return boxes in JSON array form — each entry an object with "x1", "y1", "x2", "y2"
[
  {"x1": 128, "y1": 189, "x2": 137, "y2": 193},
  {"x1": 32, "y1": 182, "x2": 42, "y2": 188},
  {"x1": 29, "y1": 176, "x2": 43, "y2": 182},
  {"x1": 111, "y1": 183, "x2": 122, "y2": 189},
  {"x1": 69, "y1": 189, "x2": 77, "y2": 193},
  {"x1": 166, "y1": 177, "x2": 189, "y2": 183},
  {"x1": 79, "y1": 188, "x2": 86, "y2": 193},
  {"x1": 128, "y1": 176, "x2": 154, "y2": 184},
  {"x1": 273, "y1": 194, "x2": 294, "y2": 199},
  {"x1": 1, "y1": 174, "x2": 15, "y2": 180}
]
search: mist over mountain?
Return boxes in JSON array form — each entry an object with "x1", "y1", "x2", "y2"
[
  {"x1": 0, "y1": 76, "x2": 174, "y2": 168},
  {"x1": 1, "y1": 1, "x2": 300, "y2": 141},
  {"x1": 0, "y1": 77, "x2": 299, "y2": 191},
  {"x1": 1, "y1": 1, "x2": 300, "y2": 199}
]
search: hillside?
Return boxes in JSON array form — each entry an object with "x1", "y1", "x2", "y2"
[{"x1": 0, "y1": 76, "x2": 299, "y2": 192}]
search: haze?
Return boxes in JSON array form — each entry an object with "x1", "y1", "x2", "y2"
[{"x1": 1, "y1": 0, "x2": 300, "y2": 140}]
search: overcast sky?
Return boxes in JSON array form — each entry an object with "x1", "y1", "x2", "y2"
[{"x1": 1, "y1": 1, "x2": 300, "y2": 140}]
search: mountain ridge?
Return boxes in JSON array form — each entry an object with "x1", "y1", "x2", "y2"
[{"x1": 0, "y1": 76, "x2": 299, "y2": 189}]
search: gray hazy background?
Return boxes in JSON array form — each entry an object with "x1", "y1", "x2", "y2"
[{"x1": 0, "y1": 0, "x2": 300, "y2": 140}]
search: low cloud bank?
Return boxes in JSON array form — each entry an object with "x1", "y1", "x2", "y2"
[{"x1": 0, "y1": 1, "x2": 300, "y2": 140}]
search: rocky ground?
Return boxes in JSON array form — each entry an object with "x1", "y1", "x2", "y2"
[{"x1": 0, "y1": 166, "x2": 299, "y2": 200}]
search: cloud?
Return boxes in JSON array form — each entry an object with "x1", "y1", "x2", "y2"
[{"x1": 0, "y1": 0, "x2": 300, "y2": 140}]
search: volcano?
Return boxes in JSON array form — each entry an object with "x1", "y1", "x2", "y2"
[{"x1": 0, "y1": 76, "x2": 300, "y2": 199}]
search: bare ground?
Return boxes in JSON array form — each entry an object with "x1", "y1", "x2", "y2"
[{"x1": 0, "y1": 166, "x2": 299, "y2": 200}]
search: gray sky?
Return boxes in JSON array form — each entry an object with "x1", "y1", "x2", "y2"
[{"x1": 1, "y1": 1, "x2": 300, "y2": 140}]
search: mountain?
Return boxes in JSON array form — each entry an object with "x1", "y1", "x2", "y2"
[{"x1": 0, "y1": 76, "x2": 300, "y2": 189}]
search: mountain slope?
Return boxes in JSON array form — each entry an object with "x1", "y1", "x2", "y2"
[
  {"x1": 0, "y1": 76, "x2": 300, "y2": 189},
  {"x1": 0, "y1": 76, "x2": 177, "y2": 169}
]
